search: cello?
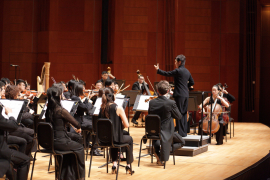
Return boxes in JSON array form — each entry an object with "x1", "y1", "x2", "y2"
[{"x1": 202, "y1": 97, "x2": 222, "y2": 134}]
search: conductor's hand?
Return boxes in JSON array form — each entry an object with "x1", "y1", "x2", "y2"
[
  {"x1": 154, "y1": 63, "x2": 159, "y2": 70},
  {"x1": 5, "y1": 107, "x2": 12, "y2": 115}
]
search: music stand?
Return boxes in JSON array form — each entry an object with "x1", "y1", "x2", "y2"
[
  {"x1": 187, "y1": 96, "x2": 198, "y2": 134},
  {"x1": 36, "y1": 94, "x2": 47, "y2": 115},
  {"x1": 121, "y1": 90, "x2": 141, "y2": 131},
  {"x1": 115, "y1": 79, "x2": 125, "y2": 89}
]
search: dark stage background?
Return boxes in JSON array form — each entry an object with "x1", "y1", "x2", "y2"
[{"x1": 0, "y1": 0, "x2": 269, "y2": 125}]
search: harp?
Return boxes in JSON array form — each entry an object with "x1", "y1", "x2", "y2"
[{"x1": 37, "y1": 62, "x2": 50, "y2": 92}]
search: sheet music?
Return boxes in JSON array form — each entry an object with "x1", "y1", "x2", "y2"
[
  {"x1": 61, "y1": 100, "x2": 76, "y2": 112},
  {"x1": 0, "y1": 99, "x2": 25, "y2": 120},
  {"x1": 93, "y1": 97, "x2": 102, "y2": 115},
  {"x1": 42, "y1": 100, "x2": 76, "y2": 119},
  {"x1": 114, "y1": 98, "x2": 124, "y2": 108},
  {"x1": 115, "y1": 94, "x2": 125, "y2": 98},
  {"x1": 136, "y1": 95, "x2": 154, "y2": 111}
]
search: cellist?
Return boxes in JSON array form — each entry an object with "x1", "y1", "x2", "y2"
[{"x1": 198, "y1": 85, "x2": 229, "y2": 145}]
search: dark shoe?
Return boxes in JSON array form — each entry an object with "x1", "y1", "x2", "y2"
[
  {"x1": 125, "y1": 166, "x2": 134, "y2": 175},
  {"x1": 216, "y1": 143, "x2": 223, "y2": 145},
  {"x1": 226, "y1": 131, "x2": 230, "y2": 134},
  {"x1": 112, "y1": 166, "x2": 117, "y2": 174},
  {"x1": 141, "y1": 118, "x2": 145, "y2": 122},
  {"x1": 131, "y1": 119, "x2": 138, "y2": 125},
  {"x1": 153, "y1": 151, "x2": 161, "y2": 164},
  {"x1": 91, "y1": 149, "x2": 103, "y2": 156}
]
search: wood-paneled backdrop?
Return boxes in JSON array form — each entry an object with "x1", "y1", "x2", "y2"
[{"x1": 1, "y1": 0, "x2": 262, "y2": 122}]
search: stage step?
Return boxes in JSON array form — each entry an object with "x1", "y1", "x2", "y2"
[
  {"x1": 173, "y1": 144, "x2": 209, "y2": 157},
  {"x1": 183, "y1": 135, "x2": 209, "y2": 147}
]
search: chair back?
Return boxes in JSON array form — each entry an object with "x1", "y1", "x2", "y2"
[
  {"x1": 145, "y1": 114, "x2": 161, "y2": 137},
  {"x1": 96, "y1": 118, "x2": 114, "y2": 147},
  {"x1": 37, "y1": 122, "x2": 54, "y2": 151}
]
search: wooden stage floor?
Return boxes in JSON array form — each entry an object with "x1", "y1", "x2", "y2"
[{"x1": 4, "y1": 122, "x2": 270, "y2": 180}]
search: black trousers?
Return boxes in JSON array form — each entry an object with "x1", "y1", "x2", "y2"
[
  {"x1": 174, "y1": 96, "x2": 188, "y2": 137},
  {"x1": 132, "y1": 111, "x2": 141, "y2": 121},
  {"x1": 9, "y1": 126, "x2": 35, "y2": 156},
  {"x1": 6, "y1": 149, "x2": 30, "y2": 180},
  {"x1": 153, "y1": 133, "x2": 185, "y2": 158},
  {"x1": 7, "y1": 135, "x2": 27, "y2": 154},
  {"x1": 111, "y1": 135, "x2": 134, "y2": 164}
]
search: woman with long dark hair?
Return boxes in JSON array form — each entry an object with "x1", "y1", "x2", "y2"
[
  {"x1": 99, "y1": 88, "x2": 134, "y2": 174},
  {"x1": 45, "y1": 86, "x2": 85, "y2": 180}
]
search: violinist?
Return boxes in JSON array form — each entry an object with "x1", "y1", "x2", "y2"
[
  {"x1": 198, "y1": 85, "x2": 229, "y2": 145},
  {"x1": 5, "y1": 85, "x2": 36, "y2": 157},
  {"x1": 90, "y1": 81, "x2": 102, "y2": 105},
  {"x1": 70, "y1": 82, "x2": 102, "y2": 156},
  {"x1": 131, "y1": 75, "x2": 149, "y2": 125},
  {"x1": 154, "y1": 54, "x2": 194, "y2": 137},
  {"x1": 26, "y1": 83, "x2": 30, "y2": 91},
  {"x1": 95, "y1": 81, "x2": 103, "y2": 90},
  {"x1": 1, "y1": 77, "x2": 11, "y2": 89},
  {"x1": 0, "y1": 81, "x2": 5, "y2": 98},
  {"x1": 105, "y1": 79, "x2": 115, "y2": 90},
  {"x1": 63, "y1": 79, "x2": 77, "y2": 99},
  {"x1": 114, "y1": 82, "x2": 119, "y2": 92}
]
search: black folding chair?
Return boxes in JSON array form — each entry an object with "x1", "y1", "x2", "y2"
[
  {"x1": 30, "y1": 122, "x2": 81, "y2": 180},
  {"x1": 138, "y1": 114, "x2": 176, "y2": 169},
  {"x1": 88, "y1": 118, "x2": 133, "y2": 180}
]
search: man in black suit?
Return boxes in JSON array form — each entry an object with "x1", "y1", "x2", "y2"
[
  {"x1": 154, "y1": 54, "x2": 194, "y2": 137},
  {"x1": 148, "y1": 81, "x2": 185, "y2": 165},
  {"x1": 0, "y1": 106, "x2": 30, "y2": 180},
  {"x1": 131, "y1": 75, "x2": 149, "y2": 124}
]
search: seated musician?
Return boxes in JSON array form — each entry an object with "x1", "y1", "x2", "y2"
[
  {"x1": 5, "y1": 85, "x2": 35, "y2": 157},
  {"x1": 0, "y1": 81, "x2": 5, "y2": 97},
  {"x1": 148, "y1": 80, "x2": 184, "y2": 165},
  {"x1": 216, "y1": 83, "x2": 235, "y2": 135},
  {"x1": 63, "y1": 79, "x2": 77, "y2": 99},
  {"x1": 105, "y1": 79, "x2": 115, "y2": 90},
  {"x1": 99, "y1": 87, "x2": 134, "y2": 174},
  {"x1": 98, "y1": 71, "x2": 116, "y2": 86},
  {"x1": 114, "y1": 82, "x2": 119, "y2": 92},
  {"x1": 45, "y1": 85, "x2": 85, "y2": 180},
  {"x1": 15, "y1": 80, "x2": 35, "y2": 129},
  {"x1": 90, "y1": 81, "x2": 103, "y2": 105},
  {"x1": 198, "y1": 85, "x2": 230, "y2": 145},
  {"x1": 131, "y1": 75, "x2": 149, "y2": 125},
  {"x1": 71, "y1": 82, "x2": 102, "y2": 156},
  {"x1": 0, "y1": 105, "x2": 30, "y2": 180},
  {"x1": 1, "y1": 77, "x2": 11, "y2": 89}
]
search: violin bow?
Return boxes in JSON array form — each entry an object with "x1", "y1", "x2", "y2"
[
  {"x1": 147, "y1": 76, "x2": 158, "y2": 95},
  {"x1": 51, "y1": 77, "x2": 57, "y2": 84},
  {"x1": 117, "y1": 84, "x2": 130, "y2": 94}
]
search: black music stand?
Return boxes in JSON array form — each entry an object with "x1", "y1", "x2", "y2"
[
  {"x1": 115, "y1": 79, "x2": 125, "y2": 89},
  {"x1": 121, "y1": 90, "x2": 141, "y2": 131},
  {"x1": 187, "y1": 96, "x2": 198, "y2": 134}
]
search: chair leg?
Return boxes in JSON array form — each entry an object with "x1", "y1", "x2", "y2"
[
  {"x1": 116, "y1": 148, "x2": 121, "y2": 180},
  {"x1": 164, "y1": 161, "x2": 166, "y2": 169},
  {"x1": 106, "y1": 148, "x2": 109, "y2": 173},
  {"x1": 138, "y1": 139, "x2": 143, "y2": 167},
  {"x1": 88, "y1": 140, "x2": 94, "y2": 178},
  {"x1": 172, "y1": 146, "x2": 175, "y2": 165},
  {"x1": 30, "y1": 151, "x2": 38, "y2": 180},
  {"x1": 48, "y1": 154, "x2": 52, "y2": 171},
  {"x1": 151, "y1": 140, "x2": 153, "y2": 163}
]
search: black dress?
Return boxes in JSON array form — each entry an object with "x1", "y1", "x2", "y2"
[
  {"x1": 49, "y1": 107, "x2": 85, "y2": 180},
  {"x1": 100, "y1": 104, "x2": 134, "y2": 164}
]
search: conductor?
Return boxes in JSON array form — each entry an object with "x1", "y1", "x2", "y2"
[{"x1": 154, "y1": 54, "x2": 194, "y2": 137}]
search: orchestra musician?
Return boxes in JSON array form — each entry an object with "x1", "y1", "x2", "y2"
[
  {"x1": 5, "y1": 85, "x2": 36, "y2": 157},
  {"x1": 0, "y1": 105, "x2": 30, "y2": 180},
  {"x1": 198, "y1": 85, "x2": 230, "y2": 145},
  {"x1": 45, "y1": 85, "x2": 85, "y2": 180},
  {"x1": 148, "y1": 81, "x2": 185, "y2": 165},
  {"x1": 63, "y1": 80, "x2": 77, "y2": 100},
  {"x1": 59, "y1": 81, "x2": 68, "y2": 92},
  {"x1": 98, "y1": 71, "x2": 116, "y2": 86},
  {"x1": 154, "y1": 54, "x2": 194, "y2": 137},
  {"x1": 1, "y1": 78, "x2": 11, "y2": 89},
  {"x1": 131, "y1": 75, "x2": 149, "y2": 125},
  {"x1": 99, "y1": 87, "x2": 134, "y2": 174},
  {"x1": 70, "y1": 82, "x2": 102, "y2": 156}
]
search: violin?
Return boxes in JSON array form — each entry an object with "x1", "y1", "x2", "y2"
[{"x1": 145, "y1": 96, "x2": 158, "y2": 102}]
